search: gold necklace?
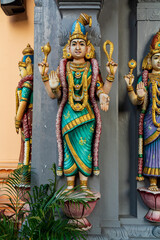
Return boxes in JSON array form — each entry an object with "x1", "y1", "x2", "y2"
[
  {"x1": 67, "y1": 61, "x2": 90, "y2": 111},
  {"x1": 70, "y1": 62, "x2": 87, "y2": 79}
]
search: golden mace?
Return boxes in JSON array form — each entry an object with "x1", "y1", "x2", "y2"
[
  {"x1": 128, "y1": 59, "x2": 137, "y2": 85},
  {"x1": 41, "y1": 42, "x2": 51, "y2": 76},
  {"x1": 103, "y1": 40, "x2": 114, "y2": 75}
]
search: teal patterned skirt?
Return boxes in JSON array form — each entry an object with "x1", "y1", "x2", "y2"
[{"x1": 62, "y1": 102, "x2": 95, "y2": 177}]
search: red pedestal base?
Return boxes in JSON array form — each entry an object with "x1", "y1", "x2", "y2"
[
  {"x1": 138, "y1": 187, "x2": 160, "y2": 222},
  {"x1": 63, "y1": 191, "x2": 100, "y2": 230}
]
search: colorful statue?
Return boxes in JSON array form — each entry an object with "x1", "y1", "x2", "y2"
[
  {"x1": 15, "y1": 44, "x2": 34, "y2": 169},
  {"x1": 38, "y1": 13, "x2": 117, "y2": 193},
  {"x1": 124, "y1": 30, "x2": 160, "y2": 191}
]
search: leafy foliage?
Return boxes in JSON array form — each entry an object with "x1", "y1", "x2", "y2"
[
  {"x1": 0, "y1": 165, "x2": 30, "y2": 239},
  {"x1": 0, "y1": 164, "x2": 89, "y2": 240}
]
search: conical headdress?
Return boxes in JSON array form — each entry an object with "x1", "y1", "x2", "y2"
[
  {"x1": 69, "y1": 13, "x2": 92, "y2": 42},
  {"x1": 150, "y1": 30, "x2": 160, "y2": 55},
  {"x1": 18, "y1": 44, "x2": 34, "y2": 68}
]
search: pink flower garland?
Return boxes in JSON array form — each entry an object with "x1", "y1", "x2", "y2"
[
  {"x1": 90, "y1": 59, "x2": 102, "y2": 168},
  {"x1": 138, "y1": 70, "x2": 148, "y2": 175}
]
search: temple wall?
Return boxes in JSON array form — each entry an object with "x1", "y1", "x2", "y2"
[
  {"x1": 1, "y1": 0, "x2": 160, "y2": 239},
  {"x1": 0, "y1": 0, "x2": 34, "y2": 208}
]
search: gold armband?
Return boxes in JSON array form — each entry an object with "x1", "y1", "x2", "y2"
[
  {"x1": 106, "y1": 74, "x2": 115, "y2": 82},
  {"x1": 15, "y1": 119, "x2": 21, "y2": 128},
  {"x1": 137, "y1": 95, "x2": 144, "y2": 102},
  {"x1": 52, "y1": 85, "x2": 60, "y2": 95},
  {"x1": 42, "y1": 74, "x2": 49, "y2": 82},
  {"x1": 127, "y1": 85, "x2": 134, "y2": 92}
]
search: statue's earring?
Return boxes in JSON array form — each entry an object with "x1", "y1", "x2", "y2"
[
  {"x1": 66, "y1": 52, "x2": 72, "y2": 59},
  {"x1": 85, "y1": 52, "x2": 91, "y2": 59}
]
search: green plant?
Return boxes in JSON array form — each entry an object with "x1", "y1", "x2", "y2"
[
  {"x1": 20, "y1": 164, "x2": 88, "y2": 240},
  {"x1": 0, "y1": 164, "x2": 89, "y2": 240},
  {"x1": 0, "y1": 165, "x2": 30, "y2": 240}
]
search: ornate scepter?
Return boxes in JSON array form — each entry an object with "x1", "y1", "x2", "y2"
[
  {"x1": 103, "y1": 40, "x2": 114, "y2": 75},
  {"x1": 128, "y1": 59, "x2": 137, "y2": 85},
  {"x1": 41, "y1": 42, "x2": 51, "y2": 76}
]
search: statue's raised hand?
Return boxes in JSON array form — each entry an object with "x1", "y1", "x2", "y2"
[
  {"x1": 124, "y1": 74, "x2": 134, "y2": 86},
  {"x1": 106, "y1": 60, "x2": 118, "y2": 76},
  {"x1": 38, "y1": 59, "x2": 49, "y2": 76},
  {"x1": 136, "y1": 81, "x2": 145, "y2": 98},
  {"x1": 49, "y1": 67, "x2": 60, "y2": 89},
  {"x1": 100, "y1": 93, "x2": 110, "y2": 112}
]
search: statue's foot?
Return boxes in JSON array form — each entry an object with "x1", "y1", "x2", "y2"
[
  {"x1": 80, "y1": 187, "x2": 93, "y2": 195},
  {"x1": 148, "y1": 185, "x2": 159, "y2": 191},
  {"x1": 62, "y1": 187, "x2": 74, "y2": 195}
]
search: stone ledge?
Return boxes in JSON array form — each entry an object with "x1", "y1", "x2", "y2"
[
  {"x1": 57, "y1": 1, "x2": 102, "y2": 10},
  {"x1": 137, "y1": 3, "x2": 160, "y2": 21}
]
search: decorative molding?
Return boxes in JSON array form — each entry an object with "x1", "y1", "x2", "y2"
[
  {"x1": 124, "y1": 225, "x2": 155, "y2": 238},
  {"x1": 138, "y1": 0, "x2": 160, "y2": 2},
  {"x1": 0, "y1": 169, "x2": 14, "y2": 182},
  {"x1": 87, "y1": 237, "x2": 107, "y2": 240},
  {"x1": 104, "y1": 227, "x2": 128, "y2": 240},
  {"x1": 153, "y1": 226, "x2": 160, "y2": 238},
  {"x1": 102, "y1": 225, "x2": 160, "y2": 239},
  {"x1": 137, "y1": 3, "x2": 160, "y2": 21},
  {"x1": 57, "y1": 1, "x2": 103, "y2": 10}
]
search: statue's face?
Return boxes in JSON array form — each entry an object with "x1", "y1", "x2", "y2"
[
  {"x1": 70, "y1": 39, "x2": 87, "y2": 59},
  {"x1": 151, "y1": 53, "x2": 160, "y2": 71},
  {"x1": 19, "y1": 66, "x2": 27, "y2": 78}
]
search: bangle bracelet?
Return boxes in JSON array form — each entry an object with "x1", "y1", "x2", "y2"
[
  {"x1": 42, "y1": 75, "x2": 49, "y2": 82},
  {"x1": 106, "y1": 74, "x2": 115, "y2": 82},
  {"x1": 97, "y1": 89, "x2": 104, "y2": 98},
  {"x1": 52, "y1": 85, "x2": 60, "y2": 94},
  {"x1": 137, "y1": 95, "x2": 144, "y2": 102},
  {"x1": 15, "y1": 119, "x2": 21, "y2": 128},
  {"x1": 127, "y1": 85, "x2": 134, "y2": 92}
]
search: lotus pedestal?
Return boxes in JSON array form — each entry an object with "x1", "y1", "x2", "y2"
[
  {"x1": 138, "y1": 187, "x2": 160, "y2": 222},
  {"x1": 63, "y1": 192, "x2": 100, "y2": 231}
]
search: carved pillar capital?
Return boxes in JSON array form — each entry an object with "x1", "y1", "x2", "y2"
[
  {"x1": 57, "y1": 0, "x2": 103, "y2": 11},
  {"x1": 137, "y1": 1, "x2": 160, "y2": 21}
]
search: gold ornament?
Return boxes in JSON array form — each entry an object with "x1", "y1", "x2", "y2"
[
  {"x1": 67, "y1": 61, "x2": 90, "y2": 111},
  {"x1": 41, "y1": 42, "x2": 51, "y2": 76},
  {"x1": 103, "y1": 40, "x2": 115, "y2": 75}
]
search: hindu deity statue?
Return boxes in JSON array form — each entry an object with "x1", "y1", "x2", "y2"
[
  {"x1": 38, "y1": 13, "x2": 117, "y2": 193},
  {"x1": 124, "y1": 30, "x2": 160, "y2": 191},
  {"x1": 15, "y1": 44, "x2": 34, "y2": 169}
]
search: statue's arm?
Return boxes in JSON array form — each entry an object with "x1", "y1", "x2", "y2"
[
  {"x1": 15, "y1": 86, "x2": 31, "y2": 133},
  {"x1": 124, "y1": 75, "x2": 145, "y2": 106},
  {"x1": 38, "y1": 62, "x2": 61, "y2": 99}
]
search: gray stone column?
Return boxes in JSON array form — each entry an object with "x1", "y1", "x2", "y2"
[{"x1": 32, "y1": 0, "x2": 61, "y2": 186}]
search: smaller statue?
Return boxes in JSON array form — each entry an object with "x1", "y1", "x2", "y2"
[
  {"x1": 124, "y1": 30, "x2": 160, "y2": 191},
  {"x1": 15, "y1": 44, "x2": 34, "y2": 170}
]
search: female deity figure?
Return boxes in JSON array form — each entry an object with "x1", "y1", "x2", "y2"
[
  {"x1": 124, "y1": 30, "x2": 160, "y2": 191},
  {"x1": 15, "y1": 44, "x2": 34, "y2": 169},
  {"x1": 39, "y1": 13, "x2": 117, "y2": 192}
]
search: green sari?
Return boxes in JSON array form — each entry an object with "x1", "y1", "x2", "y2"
[{"x1": 61, "y1": 64, "x2": 95, "y2": 177}]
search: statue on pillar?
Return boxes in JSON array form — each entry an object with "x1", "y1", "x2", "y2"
[
  {"x1": 15, "y1": 44, "x2": 34, "y2": 170},
  {"x1": 38, "y1": 13, "x2": 117, "y2": 193},
  {"x1": 124, "y1": 30, "x2": 160, "y2": 222}
]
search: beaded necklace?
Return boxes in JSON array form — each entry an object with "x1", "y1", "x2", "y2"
[{"x1": 67, "y1": 61, "x2": 90, "y2": 111}]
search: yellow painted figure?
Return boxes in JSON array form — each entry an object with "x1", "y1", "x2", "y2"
[
  {"x1": 39, "y1": 13, "x2": 117, "y2": 192},
  {"x1": 15, "y1": 44, "x2": 34, "y2": 168}
]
